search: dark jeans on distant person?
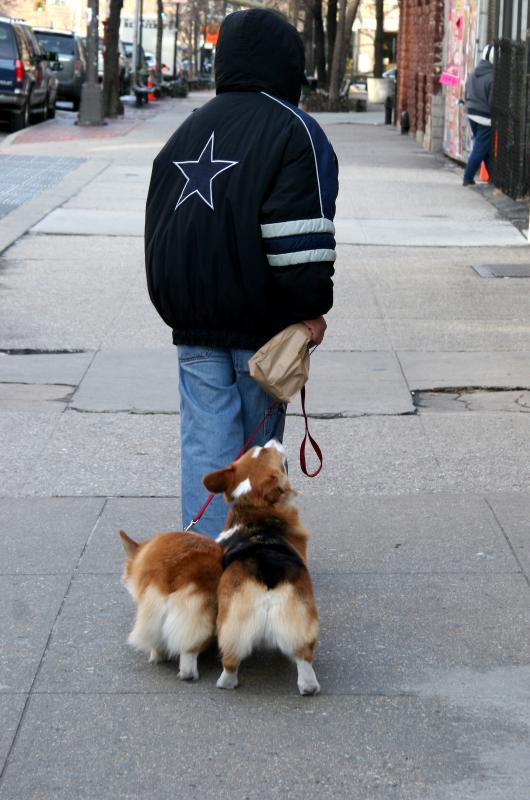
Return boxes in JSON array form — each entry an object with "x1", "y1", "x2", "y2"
[{"x1": 464, "y1": 119, "x2": 492, "y2": 182}]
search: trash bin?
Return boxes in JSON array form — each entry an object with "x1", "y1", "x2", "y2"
[{"x1": 367, "y1": 77, "x2": 394, "y2": 104}]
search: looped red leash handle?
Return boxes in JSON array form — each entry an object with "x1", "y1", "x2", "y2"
[{"x1": 299, "y1": 385, "x2": 323, "y2": 477}]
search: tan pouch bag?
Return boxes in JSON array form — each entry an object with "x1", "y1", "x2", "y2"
[{"x1": 248, "y1": 323, "x2": 312, "y2": 404}]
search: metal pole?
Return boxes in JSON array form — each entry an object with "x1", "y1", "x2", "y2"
[
  {"x1": 173, "y1": 1, "x2": 180, "y2": 78},
  {"x1": 132, "y1": 0, "x2": 140, "y2": 87},
  {"x1": 138, "y1": 0, "x2": 144, "y2": 68},
  {"x1": 79, "y1": 0, "x2": 104, "y2": 124}
]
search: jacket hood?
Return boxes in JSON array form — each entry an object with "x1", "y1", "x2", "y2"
[
  {"x1": 475, "y1": 60, "x2": 493, "y2": 77},
  {"x1": 215, "y1": 9, "x2": 305, "y2": 105}
]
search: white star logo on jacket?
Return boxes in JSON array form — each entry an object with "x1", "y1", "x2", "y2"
[{"x1": 173, "y1": 132, "x2": 238, "y2": 211}]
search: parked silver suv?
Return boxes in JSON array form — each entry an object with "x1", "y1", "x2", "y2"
[{"x1": 33, "y1": 29, "x2": 86, "y2": 111}]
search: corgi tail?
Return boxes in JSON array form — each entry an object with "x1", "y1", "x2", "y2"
[{"x1": 119, "y1": 529, "x2": 139, "y2": 558}]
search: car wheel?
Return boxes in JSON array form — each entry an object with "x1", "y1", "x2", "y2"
[
  {"x1": 9, "y1": 99, "x2": 29, "y2": 132},
  {"x1": 72, "y1": 97, "x2": 80, "y2": 111},
  {"x1": 47, "y1": 94, "x2": 56, "y2": 119}
]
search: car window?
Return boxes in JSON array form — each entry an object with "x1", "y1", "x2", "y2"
[
  {"x1": 21, "y1": 25, "x2": 39, "y2": 57},
  {"x1": 13, "y1": 26, "x2": 29, "y2": 62},
  {"x1": 34, "y1": 32, "x2": 75, "y2": 56},
  {"x1": 0, "y1": 23, "x2": 17, "y2": 59}
]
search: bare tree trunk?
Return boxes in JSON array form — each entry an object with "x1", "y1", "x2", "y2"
[
  {"x1": 290, "y1": 0, "x2": 300, "y2": 27},
  {"x1": 328, "y1": 0, "x2": 360, "y2": 108},
  {"x1": 374, "y1": 0, "x2": 384, "y2": 77},
  {"x1": 326, "y1": 0, "x2": 337, "y2": 70},
  {"x1": 313, "y1": 0, "x2": 326, "y2": 85},
  {"x1": 328, "y1": 0, "x2": 346, "y2": 106},
  {"x1": 193, "y1": 13, "x2": 200, "y2": 76},
  {"x1": 342, "y1": 0, "x2": 360, "y2": 76},
  {"x1": 155, "y1": 0, "x2": 163, "y2": 83},
  {"x1": 102, "y1": 0, "x2": 124, "y2": 118},
  {"x1": 303, "y1": 5, "x2": 314, "y2": 75}
]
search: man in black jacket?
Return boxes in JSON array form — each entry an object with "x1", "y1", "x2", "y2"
[
  {"x1": 463, "y1": 44, "x2": 494, "y2": 186},
  {"x1": 145, "y1": 9, "x2": 339, "y2": 537}
]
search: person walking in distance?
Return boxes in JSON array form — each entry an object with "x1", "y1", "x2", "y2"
[
  {"x1": 463, "y1": 44, "x2": 494, "y2": 186},
  {"x1": 145, "y1": 9, "x2": 339, "y2": 537}
]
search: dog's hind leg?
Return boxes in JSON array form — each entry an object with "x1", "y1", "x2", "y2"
[
  {"x1": 149, "y1": 648, "x2": 165, "y2": 663},
  {"x1": 295, "y1": 642, "x2": 320, "y2": 696},
  {"x1": 217, "y1": 655, "x2": 240, "y2": 690},
  {"x1": 128, "y1": 587, "x2": 166, "y2": 661},
  {"x1": 179, "y1": 652, "x2": 199, "y2": 681},
  {"x1": 162, "y1": 588, "x2": 217, "y2": 681}
]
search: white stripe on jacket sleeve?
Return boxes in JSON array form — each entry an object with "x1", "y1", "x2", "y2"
[
  {"x1": 267, "y1": 249, "x2": 336, "y2": 267},
  {"x1": 261, "y1": 218, "x2": 335, "y2": 238}
]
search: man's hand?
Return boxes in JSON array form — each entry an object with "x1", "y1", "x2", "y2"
[{"x1": 303, "y1": 316, "x2": 327, "y2": 345}]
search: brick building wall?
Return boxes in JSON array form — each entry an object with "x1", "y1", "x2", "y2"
[{"x1": 397, "y1": 0, "x2": 445, "y2": 151}]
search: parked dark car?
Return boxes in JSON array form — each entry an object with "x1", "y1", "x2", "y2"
[
  {"x1": 0, "y1": 16, "x2": 59, "y2": 132},
  {"x1": 33, "y1": 28, "x2": 86, "y2": 111}
]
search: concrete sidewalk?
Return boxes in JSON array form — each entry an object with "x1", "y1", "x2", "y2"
[{"x1": 0, "y1": 95, "x2": 529, "y2": 800}]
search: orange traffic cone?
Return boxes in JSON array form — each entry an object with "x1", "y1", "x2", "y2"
[
  {"x1": 479, "y1": 162, "x2": 489, "y2": 181},
  {"x1": 147, "y1": 76, "x2": 155, "y2": 102}
]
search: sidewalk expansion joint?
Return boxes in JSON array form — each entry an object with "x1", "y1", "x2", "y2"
[
  {"x1": 484, "y1": 498, "x2": 530, "y2": 591},
  {"x1": 66, "y1": 407, "x2": 418, "y2": 418},
  {"x1": 0, "y1": 348, "x2": 91, "y2": 355}
]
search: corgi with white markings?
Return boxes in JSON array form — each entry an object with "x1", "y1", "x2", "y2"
[
  {"x1": 119, "y1": 529, "x2": 222, "y2": 681},
  {"x1": 203, "y1": 439, "x2": 321, "y2": 696}
]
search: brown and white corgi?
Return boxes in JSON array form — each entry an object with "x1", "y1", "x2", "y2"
[
  {"x1": 119, "y1": 529, "x2": 222, "y2": 681},
  {"x1": 203, "y1": 439, "x2": 321, "y2": 696}
]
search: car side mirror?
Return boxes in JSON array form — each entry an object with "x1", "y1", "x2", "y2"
[{"x1": 46, "y1": 51, "x2": 58, "y2": 62}]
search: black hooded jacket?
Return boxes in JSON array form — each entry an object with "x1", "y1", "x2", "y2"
[{"x1": 145, "y1": 9, "x2": 339, "y2": 350}]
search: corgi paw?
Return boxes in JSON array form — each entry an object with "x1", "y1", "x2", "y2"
[
  {"x1": 178, "y1": 653, "x2": 199, "y2": 681},
  {"x1": 149, "y1": 648, "x2": 164, "y2": 664},
  {"x1": 216, "y1": 669, "x2": 239, "y2": 690},
  {"x1": 298, "y1": 679, "x2": 320, "y2": 696},
  {"x1": 178, "y1": 669, "x2": 199, "y2": 681},
  {"x1": 296, "y1": 660, "x2": 320, "y2": 696}
]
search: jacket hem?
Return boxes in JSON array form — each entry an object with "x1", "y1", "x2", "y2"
[{"x1": 172, "y1": 328, "x2": 269, "y2": 351}]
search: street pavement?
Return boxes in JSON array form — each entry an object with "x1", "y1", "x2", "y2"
[{"x1": 0, "y1": 93, "x2": 529, "y2": 799}]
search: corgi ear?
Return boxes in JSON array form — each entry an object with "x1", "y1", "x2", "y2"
[
  {"x1": 119, "y1": 529, "x2": 139, "y2": 558},
  {"x1": 203, "y1": 465, "x2": 235, "y2": 494}
]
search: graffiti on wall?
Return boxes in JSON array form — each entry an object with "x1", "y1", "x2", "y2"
[{"x1": 440, "y1": 0, "x2": 481, "y2": 161}]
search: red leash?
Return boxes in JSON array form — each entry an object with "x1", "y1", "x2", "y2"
[
  {"x1": 299, "y1": 386, "x2": 323, "y2": 477},
  {"x1": 185, "y1": 389, "x2": 323, "y2": 531},
  {"x1": 184, "y1": 403, "x2": 280, "y2": 530}
]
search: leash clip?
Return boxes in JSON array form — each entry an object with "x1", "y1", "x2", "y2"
[{"x1": 184, "y1": 519, "x2": 197, "y2": 532}]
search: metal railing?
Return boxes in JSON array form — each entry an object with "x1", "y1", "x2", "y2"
[{"x1": 491, "y1": 37, "x2": 530, "y2": 198}]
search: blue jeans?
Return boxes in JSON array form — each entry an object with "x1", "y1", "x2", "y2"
[
  {"x1": 178, "y1": 345, "x2": 286, "y2": 538},
  {"x1": 464, "y1": 119, "x2": 492, "y2": 182}
]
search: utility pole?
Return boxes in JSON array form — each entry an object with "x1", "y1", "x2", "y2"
[
  {"x1": 172, "y1": 0, "x2": 180, "y2": 78},
  {"x1": 374, "y1": 0, "x2": 384, "y2": 78},
  {"x1": 79, "y1": 0, "x2": 104, "y2": 124},
  {"x1": 132, "y1": 0, "x2": 140, "y2": 87}
]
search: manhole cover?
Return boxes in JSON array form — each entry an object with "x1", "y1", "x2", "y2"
[{"x1": 472, "y1": 264, "x2": 530, "y2": 278}]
